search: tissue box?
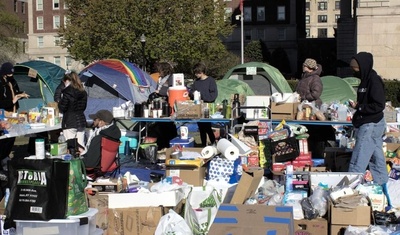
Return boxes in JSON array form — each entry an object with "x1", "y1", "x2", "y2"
[{"x1": 50, "y1": 143, "x2": 68, "y2": 156}]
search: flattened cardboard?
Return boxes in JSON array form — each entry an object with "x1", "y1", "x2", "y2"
[
  {"x1": 209, "y1": 204, "x2": 294, "y2": 235},
  {"x1": 294, "y1": 218, "x2": 328, "y2": 235},
  {"x1": 230, "y1": 168, "x2": 264, "y2": 204},
  {"x1": 107, "y1": 207, "x2": 163, "y2": 235},
  {"x1": 86, "y1": 189, "x2": 109, "y2": 230},
  {"x1": 107, "y1": 190, "x2": 184, "y2": 209}
]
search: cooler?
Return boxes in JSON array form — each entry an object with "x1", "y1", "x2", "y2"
[{"x1": 169, "y1": 137, "x2": 195, "y2": 148}]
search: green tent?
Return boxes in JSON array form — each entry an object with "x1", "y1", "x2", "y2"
[
  {"x1": 14, "y1": 60, "x2": 65, "y2": 111},
  {"x1": 320, "y1": 75, "x2": 357, "y2": 104},
  {"x1": 343, "y1": 77, "x2": 360, "y2": 90},
  {"x1": 220, "y1": 62, "x2": 292, "y2": 97},
  {"x1": 215, "y1": 79, "x2": 255, "y2": 105}
]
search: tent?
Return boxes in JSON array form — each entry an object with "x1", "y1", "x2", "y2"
[
  {"x1": 215, "y1": 79, "x2": 256, "y2": 105},
  {"x1": 79, "y1": 59, "x2": 157, "y2": 119},
  {"x1": 13, "y1": 60, "x2": 65, "y2": 111},
  {"x1": 320, "y1": 75, "x2": 357, "y2": 103},
  {"x1": 343, "y1": 77, "x2": 360, "y2": 91},
  {"x1": 220, "y1": 62, "x2": 293, "y2": 98}
]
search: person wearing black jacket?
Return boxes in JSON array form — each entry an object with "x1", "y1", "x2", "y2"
[
  {"x1": 79, "y1": 110, "x2": 121, "y2": 168},
  {"x1": 58, "y1": 71, "x2": 88, "y2": 148},
  {"x1": 348, "y1": 52, "x2": 391, "y2": 209}
]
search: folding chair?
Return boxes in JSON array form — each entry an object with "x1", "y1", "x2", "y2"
[{"x1": 86, "y1": 137, "x2": 121, "y2": 179}]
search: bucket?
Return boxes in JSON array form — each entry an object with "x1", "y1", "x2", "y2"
[{"x1": 168, "y1": 87, "x2": 189, "y2": 114}]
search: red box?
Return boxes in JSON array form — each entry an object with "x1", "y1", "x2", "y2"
[
  {"x1": 294, "y1": 152, "x2": 312, "y2": 161},
  {"x1": 272, "y1": 161, "x2": 291, "y2": 172},
  {"x1": 247, "y1": 155, "x2": 260, "y2": 167},
  {"x1": 298, "y1": 138, "x2": 309, "y2": 154}
]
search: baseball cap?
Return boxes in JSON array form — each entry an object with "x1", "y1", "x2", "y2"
[{"x1": 89, "y1": 110, "x2": 114, "y2": 123}]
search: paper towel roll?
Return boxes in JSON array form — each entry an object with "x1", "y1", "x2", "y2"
[
  {"x1": 201, "y1": 146, "x2": 219, "y2": 159},
  {"x1": 229, "y1": 134, "x2": 252, "y2": 155},
  {"x1": 216, "y1": 138, "x2": 239, "y2": 161},
  {"x1": 271, "y1": 93, "x2": 283, "y2": 102}
]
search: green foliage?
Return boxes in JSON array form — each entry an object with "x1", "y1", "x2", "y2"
[
  {"x1": 61, "y1": 0, "x2": 234, "y2": 76},
  {"x1": 244, "y1": 40, "x2": 263, "y2": 62},
  {"x1": 0, "y1": 2, "x2": 24, "y2": 61}
]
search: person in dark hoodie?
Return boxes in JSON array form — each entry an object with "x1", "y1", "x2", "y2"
[
  {"x1": 295, "y1": 58, "x2": 323, "y2": 108},
  {"x1": 348, "y1": 52, "x2": 392, "y2": 210}
]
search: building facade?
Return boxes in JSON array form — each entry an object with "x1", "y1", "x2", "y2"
[{"x1": 305, "y1": 0, "x2": 341, "y2": 38}]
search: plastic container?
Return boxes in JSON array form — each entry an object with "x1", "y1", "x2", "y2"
[
  {"x1": 169, "y1": 136, "x2": 195, "y2": 148},
  {"x1": 337, "y1": 105, "x2": 347, "y2": 121},
  {"x1": 68, "y1": 208, "x2": 98, "y2": 235},
  {"x1": 15, "y1": 218, "x2": 81, "y2": 235},
  {"x1": 309, "y1": 172, "x2": 363, "y2": 191},
  {"x1": 168, "y1": 87, "x2": 189, "y2": 115}
]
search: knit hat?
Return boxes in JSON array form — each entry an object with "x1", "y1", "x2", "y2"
[
  {"x1": 303, "y1": 58, "x2": 317, "y2": 70},
  {"x1": 350, "y1": 59, "x2": 359, "y2": 68},
  {"x1": 89, "y1": 110, "x2": 114, "y2": 123},
  {"x1": 0, "y1": 62, "x2": 14, "y2": 75}
]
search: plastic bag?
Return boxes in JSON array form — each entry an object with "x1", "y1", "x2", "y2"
[
  {"x1": 300, "y1": 197, "x2": 319, "y2": 220},
  {"x1": 309, "y1": 186, "x2": 329, "y2": 217},
  {"x1": 155, "y1": 209, "x2": 192, "y2": 235}
]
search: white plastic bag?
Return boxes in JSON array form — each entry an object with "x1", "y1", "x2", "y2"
[
  {"x1": 184, "y1": 186, "x2": 221, "y2": 235},
  {"x1": 155, "y1": 209, "x2": 192, "y2": 235}
]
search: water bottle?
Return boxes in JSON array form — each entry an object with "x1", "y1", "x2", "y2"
[
  {"x1": 285, "y1": 165, "x2": 294, "y2": 193},
  {"x1": 58, "y1": 132, "x2": 66, "y2": 143}
]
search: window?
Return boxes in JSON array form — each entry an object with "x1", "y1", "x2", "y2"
[
  {"x1": 335, "y1": 1, "x2": 340, "y2": 10},
  {"x1": 225, "y1": 7, "x2": 232, "y2": 21},
  {"x1": 318, "y1": 28, "x2": 327, "y2": 38},
  {"x1": 54, "y1": 56, "x2": 61, "y2": 66},
  {"x1": 277, "y1": 28, "x2": 286, "y2": 40},
  {"x1": 318, "y1": 15, "x2": 327, "y2": 23},
  {"x1": 245, "y1": 29, "x2": 252, "y2": 40},
  {"x1": 244, "y1": 7, "x2": 252, "y2": 22},
  {"x1": 23, "y1": 21, "x2": 26, "y2": 33},
  {"x1": 257, "y1": 29, "x2": 265, "y2": 40},
  {"x1": 257, "y1": 7, "x2": 265, "y2": 22},
  {"x1": 305, "y1": 2, "x2": 310, "y2": 11},
  {"x1": 335, "y1": 14, "x2": 340, "y2": 22},
  {"x1": 38, "y1": 36, "x2": 44, "y2": 48},
  {"x1": 21, "y1": 2, "x2": 26, "y2": 14},
  {"x1": 53, "y1": 0, "x2": 60, "y2": 9},
  {"x1": 305, "y1": 28, "x2": 310, "y2": 38},
  {"x1": 65, "y1": 56, "x2": 72, "y2": 67},
  {"x1": 37, "y1": 0, "x2": 43, "y2": 11},
  {"x1": 53, "y1": 15, "x2": 60, "y2": 28},
  {"x1": 277, "y1": 6, "x2": 285, "y2": 21},
  {"x1": 318, "y1": 2, "x2": 328, "y2": 11},
  {"x1": 64, "y1": 2, "x2": 68, "y2": 9},
  {"x1": 305, "y1": 15, "x2": 310, "y2": 24},
  {"x1": 54, "y1": 36, "x2": 61, "y2": 46},
  {"x1": 14, "y1": 0, "x2": 17, "y2": 12},
  {"x1": 37, "y1": 16, "x2": 44, "y2": 30}
]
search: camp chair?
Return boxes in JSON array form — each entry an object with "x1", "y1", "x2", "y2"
[{"x1": 86, "y1": 137, "x2": 121, "y2": 180}]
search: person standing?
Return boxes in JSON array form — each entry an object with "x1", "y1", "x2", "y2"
[
  {"x1": 295, "y1": 58, "x2": 323, "y2": 108},
  {"x1": 0, "y1": 62, "x2": 29, "y2": 170},
  {"x1": 58, "y1": 70, "x2": 88, "y2": 150},
  {"x1": 348, "y1": 52, "x2": 391, "y2": 210},
  {"x1": 191, "y1": 62, "x2": 218, "y2": 146}
]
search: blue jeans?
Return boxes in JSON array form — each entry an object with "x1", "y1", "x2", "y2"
[{"x1": 349, "y1": 118, "x2": 388, "y2": 185}]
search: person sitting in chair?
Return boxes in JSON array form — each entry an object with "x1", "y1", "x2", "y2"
[{"x1": 79, "y1": 110, "x2": 121, "y2": 169}]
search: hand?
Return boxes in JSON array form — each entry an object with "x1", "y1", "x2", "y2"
[{"x1": 349, "y1": 100, "x2": 357, "y2": 108}]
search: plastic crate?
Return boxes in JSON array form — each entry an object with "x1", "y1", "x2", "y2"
[
  {"x1": 15, "y1": 218, "x2": 81, "y2": 235},
  {"x1": 68, "y1": 208, "x2": 98, "y2": 235},
  {"x1": 270, "y1": 136, "x2": 299, "y2": 162}
]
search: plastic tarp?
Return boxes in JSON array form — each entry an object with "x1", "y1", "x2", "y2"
[
  {"x1": 320, "y1": 75, "x2": 357, "y2": 103},
  {"x1": 215, "y1": 79, "x2": 255, "y2": 105},
  {"x1": 13, "y1": 60, "x2": 65, "y2": 111},
  {"x1": 221, "y1": 62, "x2": 293, "y2": 97}
]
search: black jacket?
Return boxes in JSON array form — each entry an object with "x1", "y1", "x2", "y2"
[
  {"x1": 58, "y1": 85, "x2": 88, "y2": 130},
  {"x1": 0, "y1": 76, "x2": 20, "y2": 112},
  {"x1": 82, "y1": 123, "x2": 121, "y2": 168},
  {"x1": 351, "y1": 52, "x2": 385, "y2": 128}
]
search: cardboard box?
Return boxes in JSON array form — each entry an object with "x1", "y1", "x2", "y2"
[
  {"x1": 230, "y1": 168, "x2": 264, "y2": 204},
  {"x1": 107, "y1": 207, "x2": 162, "y2": 235},
  {"x1": 165, "y1": 147, "x2": 204, "y2": 168},
  {"x1": 294, "y1": 218, "x2": 328, "y2": 235},
  {"x1": 50, "y1": 142, "x2": 67, "y2": 156},
  {"x1": 166, "y1": 167, "x2": 205, "y2": 186},
  {"x1": 330, "y1": 204, "x2": 371, "y2": 226},
  {"x1": 271, "y1": 102, "x2": 299, "y2": 120},
  {"x1": 209, "y1": 204, "x2": 294, "y2": 235},
  {"x1": 86, "y1": 189, "x2": 109, "y2": 231}
]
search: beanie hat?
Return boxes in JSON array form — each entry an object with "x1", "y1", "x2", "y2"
[
  {"x1": 303, "y1": 58, "x2": 317, "y2": 70},
  {"x1": 350, "y1": 59, "x2": 359, "y2": 68},
  {"x1": 0, "y1": 62, "x2": 14, "y2": 75}
]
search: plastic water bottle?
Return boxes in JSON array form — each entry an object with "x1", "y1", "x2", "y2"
[
  {"x1": 58, "y1": 132, "x2": 66, "y2": 143},
  {"x1": 285, "y1": 165, "x2": 294, "y2": 193}
]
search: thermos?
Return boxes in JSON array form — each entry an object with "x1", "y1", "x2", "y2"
[
  {"x1": 162, "y1": 101, "x2": 170, "y2": 117},
  {"x1": 134, "y1": 103, "x2": 142, "y2": 117}
]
